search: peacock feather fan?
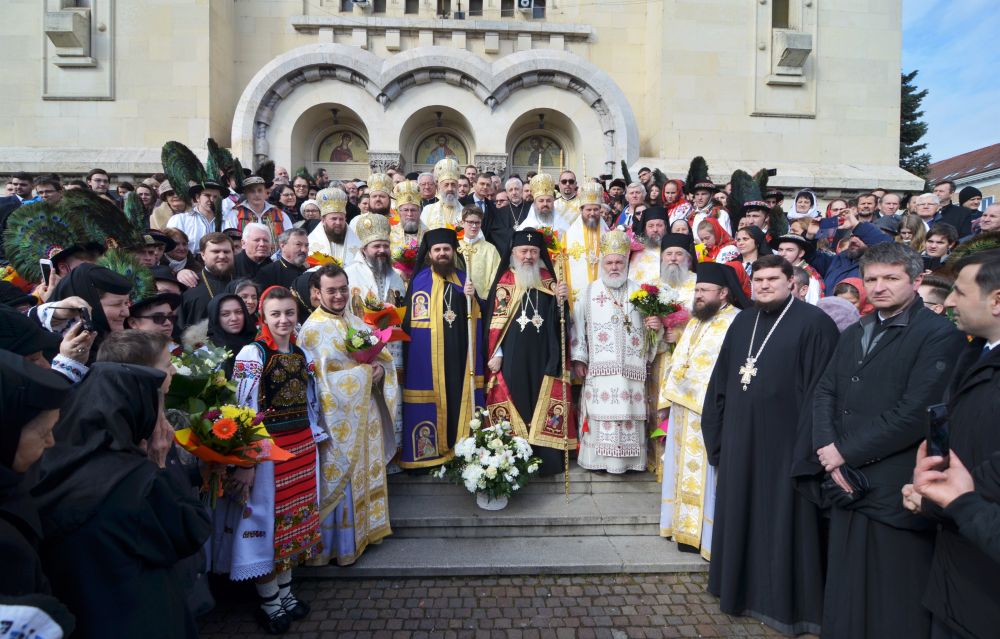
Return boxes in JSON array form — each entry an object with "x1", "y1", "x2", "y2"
[
  {"x1": 651, "y1": 168, "x2": 668, "y2": 190},
  {"x1": 752, "y1": 168, "x2": 771, "y2": 194},
  {"x1": 205, "y1": 138, "x2": 235, "y2": 182},
  {"x1": 3, "y1": 201, "x2": 78, "y2": 283},
  {"x1": 59, "y1": 189, "x2": 144, "y2": 250},
  {"x1": 945, "y1": 230, "x2": 1000, "y2": 274},
  {"x1": 161, "y1": 140, "x2": 208, "y2": 207},
  {"x1": 123, "y1": 192, "x2": 145, "y2": 232},
  {"x1": 728, "y1": 170, "x2": 758, "y2": 214},
  {"x1": 619, "y1": 160, "x2": 632, "y2": 186},
  {"x1": 294, "y1": 166, "x2": 314, "y2": 183},
  {"x1": 256, "y1": 160, "x2": 275, "y2": 187},
  {"x1": 97, "y1": 247, "x2": 156, "y2": 303},
  {"x1": 684, "y1": 156, "x2": 710, "y2": 195}
]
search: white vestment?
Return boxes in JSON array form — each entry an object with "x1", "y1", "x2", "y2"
[
  {"x1": 555, "y1": 195, "x2": 581, "y2": 228},
  {"x1": 628, "y1": 247, "x2": 661, "y2": 285},
  {"x1": 518, "y1": 205, "x2": 569, "y2": 235},
  {"x1": 570, "y1": 278, "x2": 657, "y2": 474},
  {"x1": 420, "y1": 199, "x2": 462, "y2": 229},
  {"x1": 306, "y1": 222, "x2": 362, "y2": 266}
]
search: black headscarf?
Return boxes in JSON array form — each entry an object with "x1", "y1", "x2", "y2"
[
  {"x1": 291, "y1": 269, "x2": 318, "y2": 321},
  {"x1": 225, "y1": 278, "x2": 260, "y2": 321},
  {"x1": 0, "y1": 349, "x2": 71, "y2": 469},
  {"x1": 50, "y1": 263, "x2": 132, "y2": 336},
  {"x1": 206, "y1": 294, "x2": 256, "y2": 376},
  {"x1": 0, "y1": 306, "x2": 61, "y2": 358},
  {"x1": 740, "y1": 225, "x2": 773, "y2": 257},
  {"x1": 31, "y1": 362, "x2": 165, "y2": 536}
]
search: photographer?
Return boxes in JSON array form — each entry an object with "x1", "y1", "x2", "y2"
[{"x1": 904, "y1": 248, "x2": 1000, "y2": 639}]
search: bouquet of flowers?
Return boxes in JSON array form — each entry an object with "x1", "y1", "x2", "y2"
[
  {"x1": 432, "y1": 408, "x2": 542, "y2": 501},
  {"x1": 391, "y1": 237, "x2": 419, "y2": 279},
  {"x1": 173, "y1": 404, "x2": 295, "y2": 506},
  {"x1": 306, "y1": 251, "x2": 343, "y2": 268},
  {"x1": 361, "y1": 293, "x2": 410, "y2": 343},
  {"x1": 167, "y1": 344, "x2": 236, "y2": 415},
  {"x1": 629, "y1": 283, "x2": 688, "y2": 350},
  {"x1": 345, "y1": 325, "x2": 391, "y2": 364},
  {"x1": 536, "y1": 226, "x2": 563, "y2": 258}
]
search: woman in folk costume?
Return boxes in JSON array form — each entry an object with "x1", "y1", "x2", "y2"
[
  {"x1": 212, "y1": 285, "x2": 324, "y2": 634},
  {"x1": 696, "y1": 217, "x2": 740, "y2": 263}
]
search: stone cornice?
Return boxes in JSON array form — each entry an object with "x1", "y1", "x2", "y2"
[{"x1": 290, "y1": 15, "x2": 593, "y2": 40}]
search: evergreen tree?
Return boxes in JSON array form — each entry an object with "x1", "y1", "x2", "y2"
[{"x1": 900, "y1": 70, "x2": 931, "y2": 179}]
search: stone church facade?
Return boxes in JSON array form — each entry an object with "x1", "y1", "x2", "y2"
[{"x1": 1, "y1": 0, "x2": 922, "y2": 194}]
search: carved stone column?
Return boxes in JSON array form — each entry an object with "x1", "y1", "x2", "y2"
[
  {"x1": 474, "y1": 153, "x2": 508, "y2": 176},
  {"x1": 368, "y1": 151, "x2": 403, "y2": 173}
]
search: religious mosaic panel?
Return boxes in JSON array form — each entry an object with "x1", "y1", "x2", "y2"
[
  {"x1": 512, "y1": 135, "x2": 562, "y2": 169},
  {"x1": 318, "y1": 130, "x2": 369, "y2": 163},
  {"x1": 415, "y1": 133, "x2": 468, "y2": 165}
]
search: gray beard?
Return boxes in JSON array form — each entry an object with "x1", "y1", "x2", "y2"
[
  {"x1": 441, "y1": 193, "x2": 460, "y2": 208},
  {"x1": 534, "y1": 208, "x2": 554, "y2": 225},
  {"x1": 583, "y1": 216, "x2": 600, "y2": 230},
  {"x1": 512, "y1": 260, "x2": 542, "y2": 290},
  {"x1": 601, "y1": 271, "x2": 627, "y2": 289},
  {"x1": 365, "y1": 254, "x2": 391, "y2": 277},
  {"x1": 660, "y1": 263, "x2": 687, "y2": 288},
  {"x1": 644, "y1": 235, "x2": 661, "y2": 250},
  {"x1": 403, "y1": 219, "x2": 420, "y2": 234}
]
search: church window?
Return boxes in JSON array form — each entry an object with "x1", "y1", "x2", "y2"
[
  {"x1": 373, "y1": 0, "x2": 386, "y2": 12},
  {"x1": 340, "y1": 0, "x2": 353, "y2": 11},
  {"x1": 437, "y1": 0, "x2": 451, "y2": 17},
  {"x1": 772, "y1": 0, "x2": 790, "y2": 29},
  {"x1": 500, "y1": 0, "x2": 515, "y2": 17},
  {"x1": 405, "y1": 0, "x2": 419, "y2": 13},
  {"x1": 532, "y1": 0, "x2": 545, "y2": 19}
]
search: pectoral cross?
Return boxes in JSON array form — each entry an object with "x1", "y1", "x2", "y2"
[
  {"x1": 516, "y1": 308, "x2": 531, "y2": 332},
  {"x1": 739, "y1": 356, "x2": 757, "y2": 391}
]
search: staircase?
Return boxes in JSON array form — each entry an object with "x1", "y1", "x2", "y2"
[{"x1": 302, "y1": 463, "x2": 709, "y2": 578}]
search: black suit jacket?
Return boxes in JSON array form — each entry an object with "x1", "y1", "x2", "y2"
[
  {"x1": 937, "y1": 203, "x2": 973, "y2": 237},
  {"x1": 460, "y1": 196, "x2": 500, "y2": 244}
]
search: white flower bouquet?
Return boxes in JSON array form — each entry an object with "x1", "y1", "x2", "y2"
[
  {"x1": 432, "y1": 408, "x2": 542, "y2": 501},
  {"x1": 166, "y1": 344, "x2": 235, "y2": 415}
]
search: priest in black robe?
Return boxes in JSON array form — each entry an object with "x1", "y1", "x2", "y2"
[
  {"x1": 255, "y1": 228, "x2": 308, "y2": 290},
  {"x1": 484, "y1": 228, "x2": 575, "y2": 476},
  {"x1": 702, "y1": 254, "x2": 839, "y2": 636},
  {"x1": 179, "y1": 232, "x2": 235, "y2": 329},
  {"x1": 399, "y1": 228, "x2": 485, "y2": 469}
]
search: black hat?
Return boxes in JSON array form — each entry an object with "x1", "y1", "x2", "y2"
[
  {"x1": 188, "y1": 180, "x2": 223, "y2": 199},
  {"x1": 511, "y1": 228, "x2": 548, "y2": 251},
  {"x1": 0, "y1": 281, "x2": 37, "y2": 310},
  {"x1": 223, "y1": 227, "x2": 243, "y2": 243},
  {"x1": 765, "y1": 189, "x2": 784, "y2": 201},
  {"x1": 696, "y1": 262, "x2": 751, "y2": 309},
  {"x1": 639, "y1": 206, "x2": 668, "y2": 233},
  {"x1": 609, "y1": 178, "x2": 627, "y2": 190},
  {"x1": 770, "y1": 233, "x2": 810, "y2": 252},
  {"x1": 141, "y1": 230, "x2": 177, "y2": 253},
  {"x1": 0, "y1": 305, "x2": 62, "y2": 357},
  {"x1": 958, "y1": 186, "x2": 982, "y2": 207},
  {"x1": 88, "y1": 266, "x2": 133, "y2": 296},
  {"x1": 873, "y1": 216, "x2": 900, "y2": 236},
  {"x1": 660, "y1": 233, "x2": 693, "y2": 251},
  {"x1": 425, "y1": 227, "x2": 459, "y2": 249},
  {"x1": 692, "y1": 180, "x2": 718, "y2": 193},
  {"x1": 129, "y1": 291, "x2": 182, "y2": 316},
  {"x1": 0, "y1": 349, "x2": 71, "y2": 464}
]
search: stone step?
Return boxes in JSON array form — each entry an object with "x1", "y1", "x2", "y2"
[
  {"x1": 387, "y1": 491, "x2": 661, "y2": 538},
  {"x1": 388, "y1": 466, "x2": 659, "y2": 497},
  {"x1": 300, "y1": 535, "x2": 708, "y2": 578}
]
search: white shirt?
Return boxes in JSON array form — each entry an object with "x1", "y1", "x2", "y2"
[{"x1": 166, "y1": 209, "x2": 218, "y2": 254}]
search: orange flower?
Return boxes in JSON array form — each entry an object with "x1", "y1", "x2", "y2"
[{"x1": 211, "y1": 418, "x2": 238, "y2": 440}]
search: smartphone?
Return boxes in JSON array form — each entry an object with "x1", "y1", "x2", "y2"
[
  {"x1": 78, "y1": 307, "x2": 96, "y2": 333},
  {"x1": 926, "y1": 403, "x2": 950, "y2": 468},
  {"x1": 39, "y1": 258, "x2": 53, "y2": 284}
]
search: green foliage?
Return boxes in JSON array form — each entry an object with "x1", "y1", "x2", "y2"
[{"x1": 900, "y1": 70, "x2": 931, "y2": 179}]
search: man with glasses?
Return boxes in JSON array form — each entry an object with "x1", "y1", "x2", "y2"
[
  {"x1": 917, "y1": 273, "x2": 952, "y2": 315},
  {"x1": 460, "y1": 173, "x2": 498, "y2": 242},
  {"x1": 33, "y1": 175, "x2": 63, "y2": 205},
  {"x1": 554, "y1": 170, "x2": 581, "y2": 227},
  {"x1": 86, "y1": 168, "x2": 118, "y2": 204},
  {"x1": 125, "y1": 291, "x2": 182, "y2": 346}
]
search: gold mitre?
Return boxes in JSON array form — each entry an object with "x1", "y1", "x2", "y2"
[
  {"x1": 393, "y1": 180, "x2": 421, "y2": 207},
  {"x1": 315, "y1": 187, "x2": 347, "y2": 216},
  {"x1": 600, "y1": 230, "x2": 630, "y2": 256},
  {"x1": 433, "y1": 158, "x2": 461, "y2": 183},
  {"x1": 579, "y1": 181, "x2": 604, "y2": 206},
  {"x1": 367, "y1": 173, "x2": 393, "y2": 196},
  {"x1": 529, "y1": 173, "x2": 555, "y2": 197},
  {"x1": 354, "y1": 213, "x2": 391, "y2": 246}
]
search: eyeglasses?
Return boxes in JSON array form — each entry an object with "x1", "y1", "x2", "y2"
[
  {"x1": 560, "y1": 179, "x2": 576, "y2": 185},
  {"x1": 135, "y1": 313, "x2": 177, "y2": 325}
]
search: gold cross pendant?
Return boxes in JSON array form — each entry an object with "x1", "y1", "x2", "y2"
[
  {"x1": 444, "y1": 309, "x2": 457, "y2": 327},
  {"x1": 739, "y1": 356, "x2": 757, "y2": 391}
]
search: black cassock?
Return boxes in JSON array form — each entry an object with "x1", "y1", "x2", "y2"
[
  {"x1": 701, "y1": 298, "x2": 839, "y2": 635},
  {"x1": 179, "y1": 269, "x2": 232, "y2": 329},
  {"x1": 255, "y1": 257, "x2": 305, "y2": 291},
  {"x1": 493, "y1": 288, "x2": 566, "y2": 475}
]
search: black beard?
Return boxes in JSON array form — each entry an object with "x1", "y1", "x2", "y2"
[
  {"x1": 755, "y1": 295, "x2": 791, "y2": 313},
  {"x1": 692, "y1": 299, "x2": 723, "y2": 321},
  {"x1": 370, "y1": 205, "x2": 390, "y2": 217},
  {"x1": 325, "y1": 227, "x2": 347, "y2": 243},
  {"x1": 844, "y1": 247, "x2": 865, "y2": 261},
  {"x1": 365, "y1": 254, "x2": 390, "y2": 276},
  {"x1": 432, "y1": 260, "x2": 455, "y2": 277},
  {"x1": 205, "y1": 263, "x2": 234, "y2": 279}
]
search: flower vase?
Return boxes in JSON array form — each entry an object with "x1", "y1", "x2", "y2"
[{"x1": 476, "y1": 492, "x2": 508, "y2": 511}]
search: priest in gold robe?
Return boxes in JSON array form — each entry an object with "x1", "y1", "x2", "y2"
[
  {"x1": 308, "y1": 187, "x2": 362, "y2": 265},
  {"x1": 561, "y1": 180, "x2": 608, "y2": 308},
  {"x1": 299, "y1": 263, "x2": 401, "y2": 566},
  {"x1": 420, "y1": 158, "x2": 464, "y2": 230},
  {"x1": 389, "y1": 180, "x2": 427, "y2": 286},
  {"x1": 628, "y1": 206, "x2": 669, "y2": 285},
  {"x1": 659, "y1": 262, "x2": 748, "y2": 559}
]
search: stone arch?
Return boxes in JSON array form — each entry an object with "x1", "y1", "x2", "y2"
[{"x1": 231, "y1": 44, "x2": 640, "y2": 174}]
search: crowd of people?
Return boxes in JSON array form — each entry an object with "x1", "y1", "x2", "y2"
[{"x1": 1, "y1": 146, "x2": 998, "y2": 639}]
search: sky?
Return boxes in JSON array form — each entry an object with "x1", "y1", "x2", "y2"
[{"x1": 901, "y1": 0, "x2": 1000, "y2": 162}]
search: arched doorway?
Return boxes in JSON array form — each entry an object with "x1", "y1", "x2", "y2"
[
  {"x1": 289, "y1": 104, "x2": 370, "y2": 181},
  {"x1": 399, "y1": 107, "x2": 475, "y2": 176}
]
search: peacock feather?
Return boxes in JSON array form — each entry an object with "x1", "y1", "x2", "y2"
[
  {"x1": 3, "y1": 201, "x2": 77, "y2": 282},
  {"x1": 205, "y1": 138, "x2": 235, "y2": 182},
  {"x1": 728, "y1": 170, "x2": 758, "y2": 213},
  {"x1": 652, "y1": 168, "x2": 668, "y2": 190},
  {"x1": 161, "y1": 140, "x2": 208, "y2": 206},
  {"x1": 59, "y1": 189, "x2": 144, "y2": 250},
  {"x1": 945, "y1": 230, "x2": 1000, "y2": 272},
  {"x1": 620, "y1": 160, "x2": 632, "y2": 186},
  {"x1": 256, "y1": 160, "x2": 275, "y2": 187},
  {"x1": 294, "y1": 166, "x2": 314, "y2": 183},
  {"x1": 123, "y1": 192, "x2": 145, "y2": 232},
  {"x1": 684, "y1": 156, "x2": 710, "y2": 195},
  {"x1": 753, "y1": 168, "x2": 770, "y2": 194},
  {"x1": 97, "y1": 247, "x2": 156, "y2": 303}
]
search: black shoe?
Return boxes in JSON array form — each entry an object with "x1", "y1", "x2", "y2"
[
  {"x1": 256, "y1": 606, "x2": 292, "y2": 634},
  {"x1": 280, "y1": 593, "x2": 310, "y2": 621}
]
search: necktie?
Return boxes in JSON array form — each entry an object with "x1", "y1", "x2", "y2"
[
  {"x1": 981, "y1": 345, "x2": 993, "y2": 361},
  {"x1": 477, "y1": 199, "x2": 485, "y2": 212}
]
